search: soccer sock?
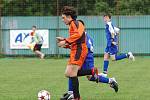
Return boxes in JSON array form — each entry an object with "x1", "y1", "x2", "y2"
[
  {"x1": 99, "y1": 75, "x2": 109, "y2": 83},
  {"x1": 77, "y1": 69, "x2": 92, "y2": 76},
  {"x1": 103, "y1": 60, "x2": 109, "y2": 73},
  {"x1": 115, "y1": 54, "x2": 127, "y2": 60},
  {"x1": 68, "y1": 78, "x2": 73, "y2": 92},
  {"x1": 89, "y1": 75, "x2": 109, "y2": 83},
  {"x1": 70, "y1": 77, "x2": 80, "y2": 99}
]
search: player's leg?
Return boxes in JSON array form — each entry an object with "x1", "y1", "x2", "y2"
[
  {"x1": 65, "y1": 60, "x2": 89, "y2": 99},
  {"x1": 65, "y1": 64, "x2": 80, "y2": 100},
  {"x1": 77, "y1": 68, "x2": 98, "y2": 79},
  {"x1": 75, "y1": 53, "x2": 99, "y2": 82},
  {"x1": 110, "y1": 52, "x2": 135, "y2": 61},
  {"x1": 111, "y1": 53, "x2": 127, "y2": 61},
  {"x1": 110, "y1": 45, "x2": 135, "y2": 61},
  {"x1": 61, "y1": 56, "x2": 98, "y2": 100},
  {"x1": 101, "y1": 46, "x2": 111, "y2": 76},
  {"x1": 84, "y1": 55, "x2": 110, "y2": 84},
  {"x1": 34, "y1": 44, "x2": 45, "y2": 59},
  {"x1": 102, "y1": 52, "x2": 110, "y2": 76},
  {"x1": 88, "y1": 75, "x2": 118, "y2": 92},
  {"x1": 34, "y1": 50, "x2": 44, "y2": 58}
]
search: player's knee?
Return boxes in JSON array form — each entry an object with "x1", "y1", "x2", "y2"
[
  {"x1": 104, "y1": 57, "x2": 109, "y2": 60},
  {"x1": 64, "y1": 69, "x2": 71, "y2": 77},
  {"x1": 104, "y1": 54, "x2": 109, "y2": 60},
  {"x1": 111, "y1": 57, "x2": 116, "y2": 61},
  {"x1": 65, "y1": 70, "x2": 77, "y2": 77},
  {"x1": 111, "y1": 55, "x2": 116, "y2": 61},
  {"x1": 64, "y1": 72, "x2": 69, "y2": 77}
]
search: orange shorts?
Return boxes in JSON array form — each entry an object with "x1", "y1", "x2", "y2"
[{"x1": 68, "y1": 47, "x2": 88, "y2": 69}]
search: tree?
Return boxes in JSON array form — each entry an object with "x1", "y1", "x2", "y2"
[{"x1": 1, "y1": 0, "x2": 150, "y2": 16}]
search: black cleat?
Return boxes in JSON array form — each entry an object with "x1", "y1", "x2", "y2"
[
  {"x1": 60, "y1": 92, "x2": 74, "y2": 100},
  {"x1": 110, "y1": 78, "x2": 118, "y2": 93}
]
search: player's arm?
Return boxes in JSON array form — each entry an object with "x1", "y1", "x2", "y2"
[
  {"x1": 107, "y1": 22, "x2": 117, "y2": 45},
  {"x1": 63, "y1": 44, "x2": 71, "y2": 49},
  {"x1": 114, "y1": 27, "x2": 120, "y2": 34},
  {"x1": 57, "y1": 41, "x2": 71, "y2": 49},
  {"x1": 32, "y1": 36, "x2": 39, "y2": 43},
  {"x1": 108, "y1": 22, "x2": 115, "y2": 39},
  {"x1": 65, "y1": 21, "x2": 84, "y2": 44}
]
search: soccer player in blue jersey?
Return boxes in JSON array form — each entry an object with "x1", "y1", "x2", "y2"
[
  {"x1": 60, "y1": 31, "x2": 118, "y2": 100},
  {"x1": 101, "y1": 13, "x2": 135, "y2": 77}
]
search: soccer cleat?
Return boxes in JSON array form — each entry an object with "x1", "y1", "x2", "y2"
[
  {"x1": 60, "y1": 92, "x2": 74, "y2": 100},
  {"x1": 128, "y1": 52, "x2": 135, "y2": 61},
  {"x1": 72, "y1": 98, "x2": 81, "y2": 100},
  {"x1": 92, "y1": 67, "x2": 99, "y2": 83},
  {"x1": 109, "y1": 77, "x2": 118, "y2": 93}
]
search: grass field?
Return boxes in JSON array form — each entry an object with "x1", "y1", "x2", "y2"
[{"x1": 0, "y1": 57, "x2": 150, "y2": 100}]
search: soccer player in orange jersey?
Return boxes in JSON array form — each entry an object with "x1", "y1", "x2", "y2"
[{"x1": 57, "y1": 6, "x2": 98, "y2": 100}]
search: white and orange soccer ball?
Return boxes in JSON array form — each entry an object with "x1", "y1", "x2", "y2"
[{"x1": 38, "y1": 90, "x2": 51, "y2": 100}]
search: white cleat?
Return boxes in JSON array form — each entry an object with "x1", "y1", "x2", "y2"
[
  {"x1": 128, "y1": 52, "x2": 135, "y2": 61},
  {"x1": 99, "y1": 73, "x2": 107, "y2": 77}
]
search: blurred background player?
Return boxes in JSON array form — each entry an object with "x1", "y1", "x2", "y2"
[
  {"x1": 60, "y1": 31, "x2": 118, "y2": 100},
  {"x1": 28, "y1": 26, "x2": 45, "y2": 59},
  {"x1": 102, "y1": 13, "x2": 135, "y2": 77}
]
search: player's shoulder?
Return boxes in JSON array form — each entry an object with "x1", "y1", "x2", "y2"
[
  {"x1": 107, "y1": 21, "x2": 112, "y2": 26},
  {"x1": 70, "y1": 20, "x2": 79, "y2": 28},
  {"x1": 70, "y1": 20, "x2": 84, "y2": 28}
]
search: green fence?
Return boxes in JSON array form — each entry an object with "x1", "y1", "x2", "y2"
[{"x1": 1, "y1": 16, "x2": 150, "y2": 55}]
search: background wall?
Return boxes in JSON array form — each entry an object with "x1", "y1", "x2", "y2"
[{"x1": 1, "y1": 15, "x2": 150, "y2": 55}]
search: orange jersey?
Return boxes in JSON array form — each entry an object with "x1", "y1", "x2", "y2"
[
  {"x1": 66, "y1": 20, "x2": 88, "y2": 67},
  {"x1": 66, "y1": 20, "x2": 86, "y2": 49}
]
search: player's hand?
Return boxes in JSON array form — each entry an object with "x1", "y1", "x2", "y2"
[
  {"x1": 57, "y1": 40, "x2": 66, "y2": 47},
  {"x1": 112, "y1": 41, "x2": 117, "y2": 45},
  {"x1": 56, "y1": 37, "x2": 65, "y2": 43}
]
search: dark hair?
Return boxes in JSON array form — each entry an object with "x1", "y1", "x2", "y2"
[
  {"x1": 32, "y1": 25, "x2": 36, "y2": 28},
  {"x1": 103, "y1": 13, "x2": 111, "y2": 19},
  {"x1": 61, "y1": 6, "x2": 77, "y2": 20},
  {"x1": 78, "y1": 20, "x2": 85, "y2": 26}
]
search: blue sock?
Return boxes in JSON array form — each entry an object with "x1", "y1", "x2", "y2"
[
  {"x1": 89, "y1": 75, "x2": 109, "y2": 83},
  {"x1": 68, "y1": 78, "x2": 73, "y2": 91},
  {"x1": 103, "y1": 60, "x2": 109, "y2": 73},
  {"x1": 99, "y1": 75, "x2": 109, "y2": 83},
  {"x1": 89, "y1": 76, "x2": 95, "y2": 81},
  {"x1": 115, "y1": 54, "x2": 127, "y2": 60}
]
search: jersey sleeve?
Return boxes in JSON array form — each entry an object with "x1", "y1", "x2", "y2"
[
  {"x1": 107, "y1": 22, "x2": 115, "y2": 38},
  {"x1": 65, "y1": 21, "x2": 84, "y2": 44},
  {"x1": 114, "y1": 27, "x2": 120, "y2": 34},
  {"x1": 86, "y1": 33, "x2": 94, "y2": 52}
]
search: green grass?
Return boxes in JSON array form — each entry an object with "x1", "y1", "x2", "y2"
[{"x1": 0, "y1": 57, "x2": 150, "y2": 100}]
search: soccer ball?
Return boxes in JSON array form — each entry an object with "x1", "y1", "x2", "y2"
[{"x1": 38, "y1": 90, "x2": 51, "y2": 100}]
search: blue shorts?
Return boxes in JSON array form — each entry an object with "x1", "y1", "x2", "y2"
[
  {"x1": 81, "y1": 52, "x2": 94, "y2": 70},
  {"x1": 105, "y1": 45, "x2": 118, "y2": 55}
]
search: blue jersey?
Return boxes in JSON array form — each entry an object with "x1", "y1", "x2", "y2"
[
  {"x1": 81, "y1": 33, "x2": 94, "y2": 70},
  {"x1": 105, "y1": 21, "x2": 118, "y2": 55},
  {"x1": 86, "y1": 33, "x2": 94, "y2": 53},
  {"x1": 105, "y1": 21, "x2": 118, "y2": 47}
]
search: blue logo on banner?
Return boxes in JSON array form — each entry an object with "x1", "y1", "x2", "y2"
[{"x1": 15, "y1": 33, "x2": 29, "y2": 43}]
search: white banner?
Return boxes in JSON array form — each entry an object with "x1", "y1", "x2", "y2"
[{"x1": 10, "y1": 30, "x2": 49, "y2": 49}]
